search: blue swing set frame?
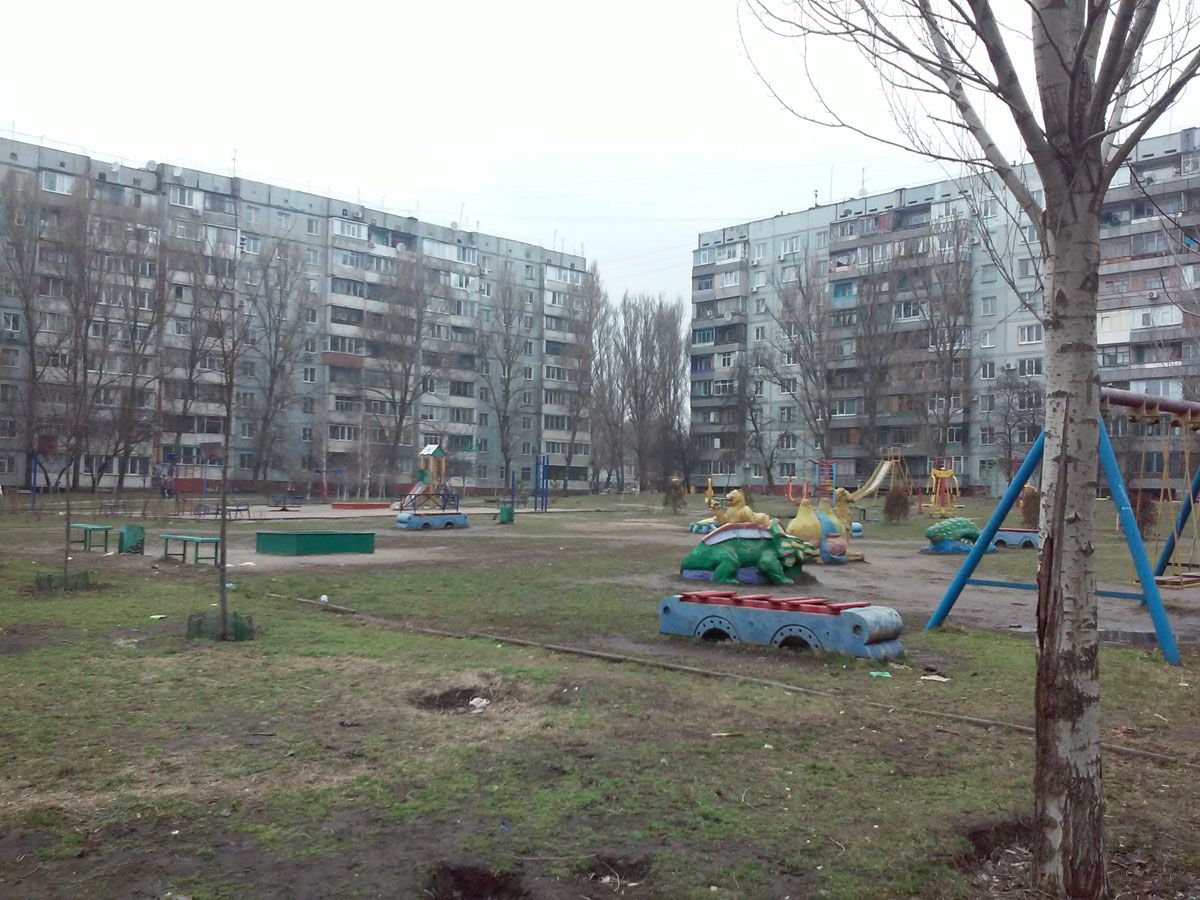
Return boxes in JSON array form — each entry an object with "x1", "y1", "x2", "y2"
[{"x1": 926, "y1": 391, "x2": 1200, "y2": 666}]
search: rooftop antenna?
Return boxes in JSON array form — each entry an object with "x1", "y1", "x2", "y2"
[
  {"x1": 829, "y1": 164, "x2": 834, "y2": 205},
  {"x1": 231, "y1": 148, "x2": 238, "y2": 179},
  {"x1": 861, "y1": 166, "x2": 867, "y2": 196}
]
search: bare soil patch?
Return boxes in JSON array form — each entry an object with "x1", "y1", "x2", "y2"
[
  {"x1": 425, "y1": 862, "x2": 529, "y2": 899},
  {"x1": 953, "y1": 816, "x2": 1200, "y2": 898},
  {"x1": 0, "y1": 623, "x2": 74, "y2": 655},
  {"x1": 411, "y1": 672, "x2": 512, "y2": 714}
]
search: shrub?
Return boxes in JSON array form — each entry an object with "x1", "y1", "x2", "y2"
[{"x1": 883, "y1": 484, "x2": 911, "y2": 524}]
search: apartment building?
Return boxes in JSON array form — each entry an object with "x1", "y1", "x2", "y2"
[
  {"x1": 690, "y1": 127, "x2": 1200, "y2": 495},
  {"x1": 0, "y1": 137, "x2": 591, "y2": 493}
]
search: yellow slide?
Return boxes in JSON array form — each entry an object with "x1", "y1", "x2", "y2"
[{"x1": 848, "y1": 460, "x2": 893, "y2": 502}]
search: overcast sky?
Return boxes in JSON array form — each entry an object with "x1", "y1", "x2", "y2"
[{"x1": 5, "y1": 1, "x2": 1200, "y2": 301}]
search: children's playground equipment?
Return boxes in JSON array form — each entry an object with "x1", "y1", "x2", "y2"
[
  {"x1": 659, "y1": 590, "x2": 905, "y2": 660},
  {"x1": 497, "y1": 455, "x2": 551, "y2": 523},
  {"x1": 680, "y1": 522, "x2": 817, "y2": 585},
  {"x1": 921, "y1": 517, "x2": 995, "y2": 554},
  {"x1": 784, "y1": 483, "x2": 857, "y2": 563},
  {"x1": 993, "y1": 528, "x2": 1041, "y2": 549},
  {"x1": 922, "y1": 460, "x2": 960, "y2": 517},
  {"x1": 690, "y1": 485, "x2": 774, "y2": 534},
  {"x1": 392, "y1": 444, "x2": 469, "y2": 528},
  {"x1": 926, "y1": 387, "x2": 1200, "y2": 666}
]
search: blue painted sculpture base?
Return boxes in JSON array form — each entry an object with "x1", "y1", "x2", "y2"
[
  {"x1": 993, "y1": 528, "x2": 1041, "y2": 549},
  {"x1": 921, "y1": 538, "x2": 995, "y2": 554},
  {"x1": 688, "y1": 521, "x2": 717, "y2": 534},
  {"x1": 396, "y1": 512, "x2": 469, "y2": 530},
  {"x1": 660, "y1": 593, "x2": 905, "y2": 660},
  {"x1": 681, "y1": 567, "x2": 769, "y2": 585}
]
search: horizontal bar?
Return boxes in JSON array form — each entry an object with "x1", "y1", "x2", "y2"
[
  {"x1": 1101, "y1": 387, "x2": 1200, "y2": 419},
  {"x1": 966, "y1": 577, "x2": 1146, "y2": 602}
]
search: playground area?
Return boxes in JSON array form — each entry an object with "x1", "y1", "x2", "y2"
[{"x1": 1, "y1": 487, "x2": 1199, "y2": 898}]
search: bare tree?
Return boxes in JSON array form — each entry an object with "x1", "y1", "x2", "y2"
[
  {"x1": 477, "y1": 273, "x2": 534, "y2": 486},
  {"x1": 991, "y1": 370, "x2": 1047, "y2": 486},
  {"x1": 617, "y1": 292, "x2": 687, "y2": 491},
  {"x1": 906, "y1": 217, "x2": 974, "y2": 461},
  {"x1": 589, "y1": 306, "x2": 627, "y2": 491},
  {"x1": 744, "y1": 0, "x2": 1200, "y2": 890},
  {"x1": 185, "y1": 239, "x2": 254, "y2": 640},
  {"x1": 363, "y1": 255, "x2": 440, "y2": 490},
  {"x1": 0, "y1": 171, "x2": 69, "y2": 492},
  {"x1": 851, "y1": 266, "x2": 895, "y2": 465},
  {"x1": 559, "y1": 266, "x2": 607, "y2": 494},
  {"x1": 245, "y1": 237, "x2": 316, "y2": 487},
  {"x1": 758, "y1": 259, "x2": 833, "y2": 459}
]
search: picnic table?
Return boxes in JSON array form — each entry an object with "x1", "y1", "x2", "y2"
[
  {"x1": 70, "y1": 523, "x2": 112, "y2": 553},
  {"x1": 195, "y1": 501, "x2": 251, "y2": 520},
  {"x1": 160, "y1": 533, "x2": 221, "y2": 566}
]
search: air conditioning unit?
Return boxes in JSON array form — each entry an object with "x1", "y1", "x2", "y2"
[
  {"x1": 970, "y1": 237, "x2": 982, "y2": 245},
  {"x1": 1147, "y1": 290, "x2": 1159, "y2": 299},
  {"x1": 778, "y1": 253, "x2": 787, "y2": 261},
  {"x1": 751, "y1": 286, "x2": 760, "y2": 293},
  {"x1": 752, "y1": 259, "x2": 760, "y2": 266},
  {"x1": 353, "y1": 210, "x2": 363, "y2": 219}
]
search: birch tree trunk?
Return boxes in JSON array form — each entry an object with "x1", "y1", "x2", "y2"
[{"x1": 1035, "y1": 189, "x2": 1107, "y2": 898}]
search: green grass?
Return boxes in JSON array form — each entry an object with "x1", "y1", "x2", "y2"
[{"x1": 0, "y1": 507, "x2": 1197, "y2": 897}]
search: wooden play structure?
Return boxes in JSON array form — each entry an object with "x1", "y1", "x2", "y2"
[{"x1": 393, "y1": 444, "x2": 468, "y2": 528}]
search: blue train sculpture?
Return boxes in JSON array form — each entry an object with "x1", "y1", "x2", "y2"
[{"x1": 659, "y1": 590, "x2": 904, "y2": 660}]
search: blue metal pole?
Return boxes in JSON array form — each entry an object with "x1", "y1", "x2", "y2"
[
  {"x1": 1098, "y1": 423, "x2": 1181, "y2": 665},
  {"x1": 1154, "y1": 459, "x2": 1200, "y2": 576},
  {"x1": 926, "y1": 429, "x2": 1046, "y2": 630}
]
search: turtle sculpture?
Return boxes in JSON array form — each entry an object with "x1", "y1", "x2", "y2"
[
  {"x1": 921, "y1": 517, "x2": 994, "y2": 554},
  {"x1": 681, "y1": 522, "x2": 818, "y2": 585}
]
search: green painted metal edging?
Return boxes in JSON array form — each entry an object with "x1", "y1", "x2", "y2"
[{"x1": 255, "y1": 530, "x2": 376, "y2": 556}]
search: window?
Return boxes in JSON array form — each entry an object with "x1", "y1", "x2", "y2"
[
  {"x1": 980, "y1": 393, "x2": 996, "y2": 413},
  {"x1": 41, "y1": 171, "x2": 75, "y2": 195},
  {"x1": 242, "y1": 235, "x2": 261, "y2": 254},
  {"x1": 239, "y1": 421, "x2": 256, "y2": 439},
  {"x1": 169, "y1": 185, "x2": 195, "y2": 207},
  {"x1": 2, "y1": 312, "x2": 20, "y2": 333},
  {"x1": 331, "y1": 277, "x2": 365, "y2": 297},
  {"x1": 980, "y1": 360, "x2": 996, "y2": 379},
  {"x1": 981, "y1": 330, "x2": 995, "y2": 349},
  {"x1": 305, "y1": 217, "x2": 320, "y2": 236},
  {"x1": 275, "y1": 212, "x2": 291, "y2": 230},
  {"x1": 753, "y1": 242, "x2": 767, "y2": 261},
  {"x1": 1018, "y1": 258, "x2": 1037, "y2": 279},
  {"x1": 303, "y1": 367, "x2": 317, "y2": 384},
  {"x1": 980, "y1": 296, "x2": 996, "y2": 317},
  {"x1": 328, "y1": 424, "x2": 359, "y2": 442},
  {"x1": 718, "y1": 351, "x2": 735, "y2": 368},
  {"x1": 1018, "y1": 357, "x2": 1043, "y2": 376},
  {"x1": 831, "y1": 398, "x2": 858, "y2": 416},
  {"x1": 981, "y1": 264, "x2": 998, "y2": 283},
  {"x1": 205, "y1": 194, "x2": 235, "y2": 214},
  {"x1": 307, "y1": 308, "x2": 319, "y2": 324},
  {"x1": 693, "y1": 328, "x2": 715, "y2": 344},
  {"x1": 1101, "y1": 345, "x2": 1131, "y2": 366},
  {"x1": 981, "y1": 197, "x2": 998, "y2": 218},
  {"x1": 754, "y1": 325, "x2": 766, "y2": 342},
  {"x1": 300, "y1": 426, "x2": 313, "y2": 442},
  {"x1": 449, "y1": 380, "x2": 475, "y2": 398},
  {"x1": 893, "y1": 300, "x2": 923, "y2": 321},
  {"x1": 1018, "y1": 324, "x2": 1043, "y2": 344},
  {"x1": 980, "y1": 426, "x2": 996, "y2": 445},
  {"x1": 0, "y1": 347, "x2": 17, "y2": 368},
  {"x1": 720, "y1": 271, "x2": 740, "y2": 288},
  {"x1": 334, "y1": 219, "x2": 366, "y2": 240},
  {"x1": 832, "y1": 281, "x2": 857, "y2": 300},
  {"x1": 302, "y1": 398, "x2": 315, "y2": 414}
]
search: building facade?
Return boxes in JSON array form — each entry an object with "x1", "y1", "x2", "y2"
[
  {"x1": 690, "y1": 128, "x2": 1200, "y2": 495},
  {"x1": 0, "y1": 137, "x2": 591, "y2": 494}
]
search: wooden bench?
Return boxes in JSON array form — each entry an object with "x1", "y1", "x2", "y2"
[
  {"x1": 160, "y1": 533, "x2": 221, "y2": 565},
  {"x1": 70, "y1": 523, "x2": 112, "y2": 553}
]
